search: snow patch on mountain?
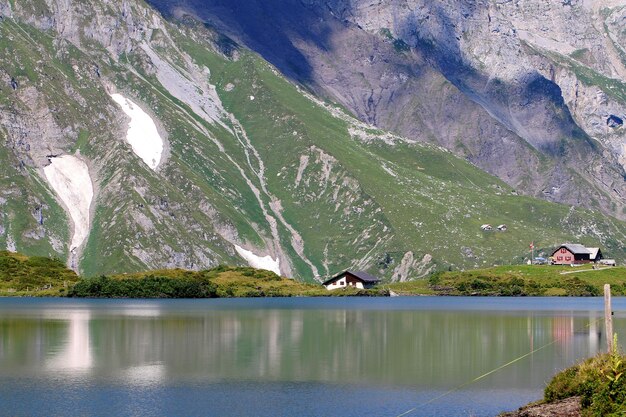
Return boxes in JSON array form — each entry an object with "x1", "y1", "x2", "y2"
[
  {"x1": 6, "y1": 233, "x2": 16, "y2": 252},
  {"x1": 234, "y1": 244, "x2": 281, "y2": 275},
  {"x1": 43, "y1": 155, "x2": 93, "y2": 251},
  {"x1": 110, "y1": 93, "x2": 164, "y2": 170}
]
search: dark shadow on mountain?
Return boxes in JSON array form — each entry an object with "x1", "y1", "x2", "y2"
[{"x1": 147, "y1": 0, "x2": 339, "y2": 85}]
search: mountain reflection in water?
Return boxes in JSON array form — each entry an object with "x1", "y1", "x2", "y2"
[{"x1": 0, "y1": 297, "x2": 623, "y2": 417}]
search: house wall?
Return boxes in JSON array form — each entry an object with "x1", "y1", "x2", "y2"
[
  {"x1": 552, "y1": 248, "x2": 575, "y2": 264},
  {"x1": 552, "y1": 248, "x2": 591, "y2": 264},
  {"x1": 324, "y1": 274, "x2": 365, "y2": 290}
]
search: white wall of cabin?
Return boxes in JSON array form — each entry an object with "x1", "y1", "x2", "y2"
[{"x1": 324, "y1": 279, "x2": 364, "y2": 290}]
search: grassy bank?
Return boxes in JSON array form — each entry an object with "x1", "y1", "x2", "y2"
[
  {"x1": 388, "y1": 265, "x2": 626, "y2": 296},
  {"x1": 4, "y1": 250, "x2": 626, "y2": 298}
]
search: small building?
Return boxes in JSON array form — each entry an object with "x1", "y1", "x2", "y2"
[
  {"x1": 497, "y1": 224, "x2": 507, "y2": 231},
  {"x1": 480, "y1": 224, "x2": 493, "y2": 231},
  {"x1": 551, "y1": 244, "x2": 596, "y2": 265},
  {"x1": 322, "y1": 270, "x2": 381, "y2": 290}
]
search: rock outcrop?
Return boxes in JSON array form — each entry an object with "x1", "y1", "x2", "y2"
[{"x1": 500, "y1": 396, "x2": 581, "y2": 417}]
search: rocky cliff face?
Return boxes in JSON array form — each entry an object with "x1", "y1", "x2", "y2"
[
  {"x1": 327, "y1": 0, "x2": 626, "y2": 211},
  {"x1": 153, "y1": 0, "x2": 626, "y2": 219},
  {"x1": 1, "y1": 0, "x2": 625, "y2": 280}
]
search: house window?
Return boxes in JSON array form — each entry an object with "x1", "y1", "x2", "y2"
[
  {"x1": 557, "y1": 256, "x2": 563, "y2": 261},
  {"x1": 340, "y1": 281, "x2": 345, "y2": 286},
  {"x1": 561, "y1": 248, "x2": 567, "y2": 253},
  {"x1": 565, "y1": 256, "x2": 571, "y2": 261}
]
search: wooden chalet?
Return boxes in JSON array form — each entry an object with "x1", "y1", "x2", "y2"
[
  {"x1": 322, "y1": 270, "x2": 381, "y2": 290},
  {"x1": 550, "y1": 244, "x2": 603, "y2": 265}
]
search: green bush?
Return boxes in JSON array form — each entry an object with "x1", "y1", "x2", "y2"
[
  {"x1": 563, "y1": 277, "x2": 601, "y2": 296},
  {"x1": 428, "y1": 271, "x2": 443, "y2": 286},
  {"x1": 544, "y1": 341, "x2": 626, "y2": 416},
  {"x1": 68, "y1": 275, "x2": 217, "y2": 298}
]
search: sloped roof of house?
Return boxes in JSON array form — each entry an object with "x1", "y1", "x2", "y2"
[
  {"x1": 554, "y1": 244, "x2": 592, "y2": 255},
  {"x1": 587, "y1": 247, "x2": 600, "y2": 259},
  {"x1": 322, "y1": 270, "x2": 381, "y2": 285}
]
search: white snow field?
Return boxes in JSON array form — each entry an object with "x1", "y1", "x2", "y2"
[
  {"x1": 43, "y1": 155, "x2": 93, "y2": 251},
  {"x1": 234, "y1": 245, "x2": 281, "y2": 275},
  {"x1": 110, "y1": 93, "x2": 164, "y2": 170}
]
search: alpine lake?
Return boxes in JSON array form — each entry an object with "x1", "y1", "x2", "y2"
[{"x1": 1, "y1": 297, "x2": 625, "y2": 417}]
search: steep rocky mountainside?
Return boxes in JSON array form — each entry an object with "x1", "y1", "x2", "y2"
[
  {"x1": 1, "y1": 0, "x2": 625, "y2": 281},
  {"x1": 152, "y1": 0, "x2": 626, "y2": 219}
]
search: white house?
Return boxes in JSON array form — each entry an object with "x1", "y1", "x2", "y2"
[{"x1": 322, "y1": 270, "x2": 381, "y2": 290}]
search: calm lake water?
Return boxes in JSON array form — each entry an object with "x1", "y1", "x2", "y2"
[{"x1": 1, "y1": 297, "x2": 625, "y2": 417}]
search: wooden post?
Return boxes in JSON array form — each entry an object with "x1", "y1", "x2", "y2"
[{"x1": 605, "y1": 284, "x2": 613, "y2": 353}]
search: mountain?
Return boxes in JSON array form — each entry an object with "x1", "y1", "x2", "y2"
[
  {"x1": 0, "y1": 0, "x2": 625, "y2": 282},
  {"x1": 149, "y1": 0, "x2": 626, "y2": 219}
]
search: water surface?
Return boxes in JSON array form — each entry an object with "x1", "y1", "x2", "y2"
[{"x1": 1, "y1": 297, "x2": 625, "y2": 416}]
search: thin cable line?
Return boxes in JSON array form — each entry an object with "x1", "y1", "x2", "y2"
[{"x1": 394, "y1": 317, "x2": 604, "y2": 417}]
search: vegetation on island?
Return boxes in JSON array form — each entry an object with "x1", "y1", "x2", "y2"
[{"x1": 388, "y1": 265, "x2": 626, "y2": 296}]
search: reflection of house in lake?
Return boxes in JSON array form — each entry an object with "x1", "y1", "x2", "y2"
[
  {"x1": 551, "y1": 315, "x2": 601, "y2": 351},
  {"x1": 322, "y1": 270, "x2": 380, "y2": 290}
]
